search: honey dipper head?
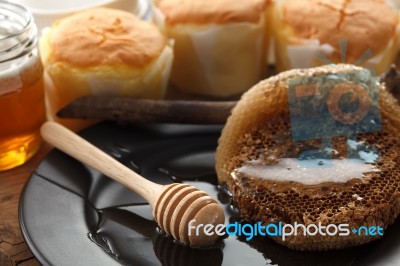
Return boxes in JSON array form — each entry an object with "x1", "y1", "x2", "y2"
[{"x1": 153, "y1": 183, "x2": 225, "y2": 246}]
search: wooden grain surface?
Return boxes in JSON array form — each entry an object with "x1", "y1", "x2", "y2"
[{"x1": 0, "y1": 143, "x2": 51, "y2": 266}]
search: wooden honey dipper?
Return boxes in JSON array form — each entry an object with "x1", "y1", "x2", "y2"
[{"x1": 41, "y1": 121, "x2": 225, "y2": 246}]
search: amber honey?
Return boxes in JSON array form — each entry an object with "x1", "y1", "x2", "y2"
[
  {"x1": 0, "y1": 57, "x2": 45, "y2": 171},
  {"x1": 0, "y1": 1, "x2": 45, "y2": 171}
]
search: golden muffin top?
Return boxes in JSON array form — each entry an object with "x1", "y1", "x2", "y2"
[
  {"x1": 44, "y1": 8, "x2": 167, "y2": 68},
  {"x1": 156, "y1": 0, "x2": 268, "y2": 25},
  {"x1": 280, "y1": 0, "x2": 398, "y2": 61}
]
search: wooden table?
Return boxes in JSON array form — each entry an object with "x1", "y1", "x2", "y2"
[{"x1": 0, "y1": 144, "x2": 51, "y2": 266}]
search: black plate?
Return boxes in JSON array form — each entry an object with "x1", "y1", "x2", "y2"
[{"x1": 19, "y1": 122, "x2": 400, "y2": 266}]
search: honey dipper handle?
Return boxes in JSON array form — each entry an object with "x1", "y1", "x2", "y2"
[{"x1": 40, "y1": 121, "x2": 162, "y2": 206}]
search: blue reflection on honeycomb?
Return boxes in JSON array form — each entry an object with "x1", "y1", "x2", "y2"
[{"x1": 286, "y1": 68, "x2": 382, "y2": 168}]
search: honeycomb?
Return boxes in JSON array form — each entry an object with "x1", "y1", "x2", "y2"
[{"x1": 216, "y1": 64, "x2": 400, "y2": 250}]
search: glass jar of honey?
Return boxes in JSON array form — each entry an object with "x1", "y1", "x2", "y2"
[{"x1": 0, "y1": 1, "x2": 45, "y2": 171}]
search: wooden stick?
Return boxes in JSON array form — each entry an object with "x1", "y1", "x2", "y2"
[
  {"x1": 56, "y1": 67, "x2": 399, "y2": 125},
  {"x1": 57, "y1": 97, "x2": 236, "y2": 124},
  {"x1": 380, "y1": 64, "x2": 400, "y2": 102}
]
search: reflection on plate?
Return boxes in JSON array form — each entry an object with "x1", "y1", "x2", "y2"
[{"x1": 19, "y1": 122, "x2": 400, "y2": 266}]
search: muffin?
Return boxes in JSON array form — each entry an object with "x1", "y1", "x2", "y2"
[
  {"x1": 274, "y1": 0, "x2": 399, "y2": 74},
  {"x1": 40, "y1": 7, "x2": 173, "y2": 130},
  {"x1": 216, "y1": 64, "x2": 400, "y2": 250},
  {"x1": 154, "y1": 0, "x2": 270, "y2": 97}
]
